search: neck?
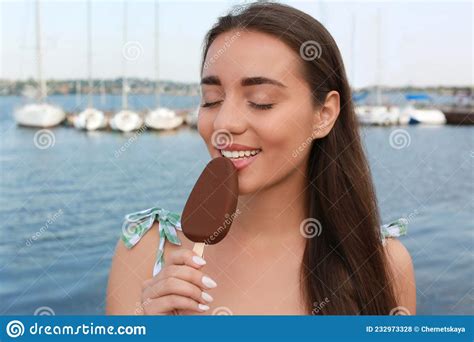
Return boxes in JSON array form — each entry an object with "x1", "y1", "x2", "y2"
[{"x1": 227, "y1": 167, "x2": 309, "y2": 249}]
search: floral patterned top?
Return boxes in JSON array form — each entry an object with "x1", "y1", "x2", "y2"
[{"x1": 121, "y1": 207, "x2": 408, "y2": 277}]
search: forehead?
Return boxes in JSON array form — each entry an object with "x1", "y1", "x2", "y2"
[{"x1": 202, "y1": 30, "x2": 301, "y2": 84}]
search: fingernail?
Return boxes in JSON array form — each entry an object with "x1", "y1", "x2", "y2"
[
  {"x1": 192, "y1": 255, "x2": 206, "y2": 266},
  {"x1": 198, "y1": 303, "x2": 210, "y2": 311},
  {"x1": 201, "y1": 291, "x2": 214, "y2": 303},
  {"x1": 202, "y1": 275, "x2": 217, "y2": 288}
]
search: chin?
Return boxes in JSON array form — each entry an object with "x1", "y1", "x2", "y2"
[
  {"x1": 237, "y1": 182, "x2": 252, "y2": 196},
  {"x1": 236, "y1": 176, "x2": 254, "y2": 195},
  {"x1": 237, "y1": 173, "x2": 267, "y2": 196}
]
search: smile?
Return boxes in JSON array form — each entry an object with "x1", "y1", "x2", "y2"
[{"x1": 219, "y1": 148, "x2": 262, "y2": 170}]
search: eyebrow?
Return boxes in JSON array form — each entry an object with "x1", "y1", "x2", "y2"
[{"x1": 200, "y1": 76, "x2": 286, "y2": 88}]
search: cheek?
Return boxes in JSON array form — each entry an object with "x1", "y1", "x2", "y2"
[
  {"x1": 240, "y1": 106, "x2": 313, "y2": 193},
  {"x1": 259, "y1": 105, "x2": 314, "y2": 161},
  {"x1": 197, "y1": 111, "x2": 214, "y2": 152}
]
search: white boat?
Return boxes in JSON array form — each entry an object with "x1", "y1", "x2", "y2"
[
  {"x1": 354, "y1": 11, "x2": 400, "y2": 127},
  {"x1": 110, "y1": 110, "x2": 143, "y2": 132},
  {"x1": 145, "y1": 108, "x2": 183, "y2": 130},
  {"x1": 355, "y1": 105, "x2": 400, "y2": 126},
  {"x1": 74, "y1": 108, "x2": 108, "y2": 131},
  {"x1": 15, "y1": 103, "x2": 65, "y2": 128},
  {"x1": 145, "y1": 3, "x2": 183, "y2": 131},
  {"x1": 185, "y1": 107, "x2": 199, "y2": 128},
  {"x1": 74, "y1": 1, "x2": 107, "y2": 131},
  {"x1": 111, "y1": 2, "x2": 141, "y2": 133},
  {"x1": 399, "y1": 94, "x2": 446, "y2": 125},
  {"x1": 14, "y1": 1, "x2": 65, "y2": 128},
  {"x1": 74, "y1": 2, "x2": 107, "y2": 131},
  {"x1": 399, "y1": 106, "x2": 446, "y2": 125}
]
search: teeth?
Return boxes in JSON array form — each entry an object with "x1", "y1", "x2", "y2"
[{"x1": 220, "y1": 149, "x2": 261, "y2": 159}]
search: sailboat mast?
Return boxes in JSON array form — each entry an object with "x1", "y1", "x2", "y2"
[
  {"x1": 122, "y1": 1, "x2": 128, "y2": 110},
  {"x1": 35, "y1": 0, "x2": 46, "y2": 101},
  {"x1": 87, "y1": 0, "x2": 93, "y2": 108},
  {"x1": 154, "y1": 0, "x2": 160, "y2": 107},
  {"x1": 100, "y1": 81, "x2": 105, "y2": 106},
  {"x1": 76, "y1": 81, "x2": 81, "y2": 106}
]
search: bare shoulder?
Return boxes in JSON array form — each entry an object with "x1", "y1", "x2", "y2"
[
  {"x1": 105, "y1": 222, "x2": 194, "y2": 315},
  {"x1": 383, "y1": 238, "x2": 417, "y2": 314},
  {"x1": 106, "y1": 222, "x2": 160, "y2": 315}
]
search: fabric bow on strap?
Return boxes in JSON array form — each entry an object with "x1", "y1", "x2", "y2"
[
  {"x1": 380, "y1": 218, "x2": 408, "y2": 246},
  {"x1": 121, "y1": 207, "x2": 182, "y2": 276}
]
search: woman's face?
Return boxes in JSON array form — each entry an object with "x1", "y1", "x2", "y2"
[{"x1": 198, "y1": 29, "x2": 321, "y2": 195}]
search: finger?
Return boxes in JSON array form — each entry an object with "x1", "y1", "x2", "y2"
[
  {"x1": 165, "y1": 248, "x2": 207, "y2": 269},
  {"x1": 143, "y1": 277, "x2": 213, "y2": 305},
  {"x1": 142, "y1": 278, "x2": 154, "y2": 289},
  {"x1": 160, "y1": 264, "x2": 218, "y2": 290},
  {"x1": 143, "y1": 295, "x2": 210, "y2": 315},
  {"x1": 142, "y1": 259, "x2": 213, "y2": 291}
]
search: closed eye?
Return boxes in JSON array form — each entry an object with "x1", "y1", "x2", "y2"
[
  {"x1": 201, "y1": 100, "x2": 222, "y2": 108},
  {"x1": 201, "y1": 100, "x2": 274, "y2": 110},
  {"x1": 249, "y1": 102, "x2": 274, "y2": 110}
]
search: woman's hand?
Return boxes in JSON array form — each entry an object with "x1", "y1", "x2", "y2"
[{"x1": 140, "y1": 249, "x2": 217, "y2": 315}]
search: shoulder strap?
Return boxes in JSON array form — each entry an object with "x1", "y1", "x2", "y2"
[
  {"x1": 380, "y1": 218, "x2": 408, "y2": 246},
  {"x1": 121, "y1": 207, "x2": 183, "y2": 276},
  {"x1": 121, "y1": 207, "x2": 182, "y2": 248}
]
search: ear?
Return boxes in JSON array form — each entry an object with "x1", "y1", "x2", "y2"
[{"x1": 312, "y1": 90, "x2": 340, "y2": 139}]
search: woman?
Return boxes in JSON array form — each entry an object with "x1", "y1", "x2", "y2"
[{"x1": 107, "y1": 1, "x2": 416, "y2": 315}]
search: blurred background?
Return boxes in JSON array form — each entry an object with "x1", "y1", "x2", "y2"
[{"x1": 0, "y1": 0, "x2": 472, "y2": 315}]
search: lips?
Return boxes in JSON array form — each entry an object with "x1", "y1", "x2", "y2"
[
  {"x1": 220, "y1": 143, "x2": 260, "y2": 151},
  {"x1": 220, "y1": 150, "x2": 261, "y2": 171},
  {"x1": 218, "y1": 145, "x2": 261, "y2": 171}
]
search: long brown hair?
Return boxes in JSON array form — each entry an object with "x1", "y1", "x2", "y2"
[{"x1": 200, "y1": 1, "x2": 398, "y2": 314}]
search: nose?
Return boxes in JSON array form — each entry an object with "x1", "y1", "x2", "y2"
[{"x1": 212, "y1": 95, "x2": 247, "y2": 135}]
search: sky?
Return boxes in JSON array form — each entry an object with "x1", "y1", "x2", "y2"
[{"x1": 0, "y1": 0, "x2": 472, "y2": 88}]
